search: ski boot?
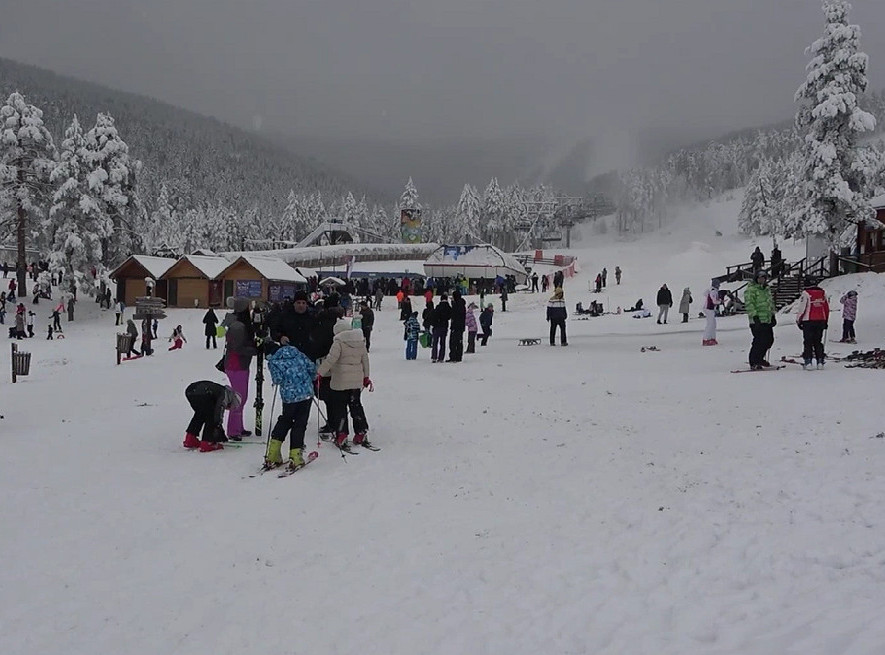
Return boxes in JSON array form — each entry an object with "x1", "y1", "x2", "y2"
[
  {"x1": 817, "y1": 359, "x2": 825, "y2": 370},
  {"x1": 199, "y1": 441, "x2": 224, "y2": 452},
  {"x1": 287, "y1": 448, "x2": 305, "y2": 470},
  {"x1": 264, "y1": 439, "x2": 285, "y2": 469},
  {"x1": 334, "y1": 432, "x2": 350, "y2": 451},
  {"x1": 353, "y1": 432, "x2": 366, "y2": 445},
  {"x1": 802, "y1": 358, "x2": 812, "y2": 369},
  {"x1": 183, "y1": 432, "x2": 200, "y2": 449}
]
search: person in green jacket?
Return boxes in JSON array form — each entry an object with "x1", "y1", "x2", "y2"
[{"x1": 744, "y1": 269, "x2": 776, "y2": 369}]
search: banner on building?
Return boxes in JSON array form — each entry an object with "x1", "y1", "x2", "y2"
[{"x1": 400, "y1": 209, "x2": 422, "y2": 243}]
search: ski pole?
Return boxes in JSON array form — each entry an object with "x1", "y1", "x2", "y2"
[{"x1": 264, "y1": 384, "x2": 278, "y2": 462}]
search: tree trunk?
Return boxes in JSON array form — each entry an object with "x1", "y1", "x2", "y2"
[{"x1": 16, "y1": 164, "x2": 27, "y2": 296}]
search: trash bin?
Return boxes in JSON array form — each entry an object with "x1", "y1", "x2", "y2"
[
  {"x1": 117, "y1": 332, "x2": 134, "y2": 354},
  {"x1": 11, "y1": 344, "x2": 30, "y2": 382}
]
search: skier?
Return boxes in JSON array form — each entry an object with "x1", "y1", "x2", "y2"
[
  {"x1": 311, "y1": 302, "x2": 342, "y2": 438},
  {"x1": 839, "y1": 290, "x2": 858, "y2": 343},
  {"x1": 448, "y1": 289, "x2": 466, "y2": 362},
  {"x1": 795, "y1": 282, "x2": 830, "y2": 369},
  {"x1": 404, "y1": 311, "x2": 420, "y2": 360},
  {"x1": 359, "y1": 300, "x2": 374, "y2": 352},
  {"x1": 223, "y1": 298, "x2": 257, "y2": 439},
  {"x1": 203, "y1": 307, "x2": 219, "y2": 349},
  {"x1": 168, "y1": 325, "x2": 187, "y2": 350},
  {"x1": 615, "y1": 266, "x2": 622, "y2": 285},
  {"x1": 678, "y1": 287, "x2": 692, "y2": 323},
  {"x1": 430, "y1": 294, "x2": 451, "y2": 362},
  {"x1": 181, "y1": 381, "x2": 242, "y2": 452},
  {"x1": 125, "y1": 319, "x2": 141, "y2": 357},
  {"x1": 702, "y1": 279, "x2": 721, "y2": 346},
  {"x1": 262, "y1": 340, "x2": 318, "y2": 470},
  {"x1": 547, "y1": 287, "x2": 568, "y2": 346},
  {"x1": 656, "y1": 284, "x2": 673, "y2": 324},
  {"x1": 317, "y1": 319, "x2": 372, "y2": 450},
  {"x1": 479, "y1": 304, "x2": 494, "y2": 346},
  {"x1": 744, "y1": 269, "x2": 776, "y2": 370},
  {"x1": 465, "y1": 302, "x2": 479, "y2": 354}
]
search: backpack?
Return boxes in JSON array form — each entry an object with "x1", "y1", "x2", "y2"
[{"x1": 805, "y1": 288, "x2": 829, "y2": 322}]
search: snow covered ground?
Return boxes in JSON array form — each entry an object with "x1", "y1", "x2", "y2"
[{"x1": 3, "y1": 195, "x2": 885, "y2": 655}]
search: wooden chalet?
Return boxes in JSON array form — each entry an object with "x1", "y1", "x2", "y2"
[
  {"x1": 854, "y1": 195, "x2": 885, "y2": 272},
  {"x1": 109, "y1": 255, "x2": 176, "y2": 305},
  {"x1": 160, "y1": 255, "x2": 230, "y2": 308},
  {"x1": 217, "y1": 256, "x2": 308, "y2": 303}
]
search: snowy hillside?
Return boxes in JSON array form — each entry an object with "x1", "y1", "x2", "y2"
[{"x1": 2, "y1": 195, "x2": 885, "y2": 655}]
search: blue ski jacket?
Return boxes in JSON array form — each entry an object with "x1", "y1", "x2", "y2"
[{"x1": 267, "y1": 345, "x2": 317, "y2": 403}]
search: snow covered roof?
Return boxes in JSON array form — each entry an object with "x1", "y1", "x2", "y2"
[
  {"x1": 423, "y1": 244, "x2": 528, "y2": 282},
  {"x1": 110, "y1": 255, "x2": 177, "y2": 280},
  {"x1": 227, "y1": 256, "x2": 307, "y2": 283},
  {"x1": 871, "y1": 195, "x2": 885, "y2": 210},
  {"x1": 225, "y1": 243, "x2": 439, "y2": 265},
  {"x1": 169, "y1": 255, "x2": 232, "y2": 279}
]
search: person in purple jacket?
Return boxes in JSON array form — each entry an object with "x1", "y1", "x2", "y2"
[{"x1": 839, "y1": 290, "x2": 858, "y2": 343}]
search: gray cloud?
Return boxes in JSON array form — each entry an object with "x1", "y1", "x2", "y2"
[{"x1": 4, "y1": 0, "x2": 885, "y2": 161}]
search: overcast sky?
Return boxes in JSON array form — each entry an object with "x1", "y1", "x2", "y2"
[{"x1": 3, "y1": 0, "x2": 885, "y2": 150}]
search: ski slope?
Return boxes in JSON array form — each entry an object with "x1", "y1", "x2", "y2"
[{"x1": 2, "y1": 195, "x2": 885, "y2": 655}]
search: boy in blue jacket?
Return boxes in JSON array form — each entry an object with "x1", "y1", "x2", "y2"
[
  {"x1": 404, "y1": 311, "x2": 420, "y2": 360},
  {"x1": 264, "y1": 342, "x2": 317, "y2": 470}
]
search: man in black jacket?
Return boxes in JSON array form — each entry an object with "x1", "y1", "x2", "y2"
[
  {"x1": 656, "y1": 284, "x2": 673, "y2": 324},
  {"x1": 359, "y1": 301, "x2": 375, "y2": 352},
  {"x1": 431, "y1": 294, "x2": 452, "y2": 363},
  {"x1": 269, "y1": 290, "x2": 316, "y2": 359},
  {"x1": 448, "y1": 289, "x2": 466, "y2": 362}
]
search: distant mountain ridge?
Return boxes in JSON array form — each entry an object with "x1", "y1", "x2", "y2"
[{"x1": 0, "y1": 57, "x2": 381, "y2": 219}]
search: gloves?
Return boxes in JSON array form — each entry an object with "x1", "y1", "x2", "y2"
[
  {"x1": 752, "y1": 316, "x2": 761, "y2": 325},
  {"x1": 363, "y1": 377, "x2": 372, "y2": 388},
  {"x1": 770, "y1": 315, "x2": 777, "y2": 327}
]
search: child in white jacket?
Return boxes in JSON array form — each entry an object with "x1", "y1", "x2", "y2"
[{"x1": 317, "y1": 320, "x2": 374, "y2": 450}]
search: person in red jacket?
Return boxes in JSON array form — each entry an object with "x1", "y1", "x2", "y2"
[{"x1": 795, "y1": 283, "x2": 830, "y2": 369}]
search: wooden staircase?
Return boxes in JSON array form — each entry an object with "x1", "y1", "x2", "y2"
[{"x1": 770, "y1": 275, "x2": 802, "y2": 309}]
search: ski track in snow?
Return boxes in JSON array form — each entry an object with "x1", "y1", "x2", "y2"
[{"x1": 2, "y1": 197, "x2": 885, "y2": 654}]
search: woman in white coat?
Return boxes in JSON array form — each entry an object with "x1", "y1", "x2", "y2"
[
  {"x1": 317, "y1": 319, "x2": 372, "y2": 450},
  {"x1": 702, "y1": 279, "x2": 720, "y2": 345}
]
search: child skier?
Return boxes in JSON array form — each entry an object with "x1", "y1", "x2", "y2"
[
  {"x1": 168, "y1": 325, "x2": 187, "y2": 350},
  {"x1": 795, "y1": 282, "x2": 830, "y2": 369},
  {"x1": 404, "y1": 310, "x2": 420, "y2": 360},
  {"x1": 479, "y1": 304, "x2": 494, "y2": 346},
  {"x1": 262, "y1": 341, "x2": 318, "y2": 470},
  {"x1": 317, "y1": 319, "x2": 373, "y2": 450},
  {"x1": 182, "y1": 381, "x2": 242, "y2": 452},
  {"x1": 839, "y1": 290, "x2": 858, "y2": 343},
  {"x1": 465, "y1": 302, "x2": 478, "y2": 354}
]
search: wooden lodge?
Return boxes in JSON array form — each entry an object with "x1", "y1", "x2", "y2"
[
  {"x1": 854, "y1": 196, "x2": 885, "y2": 272},
  {"x1": 217, "y1": 256, "x2": 309, "y2": 303},
  {"x1": 160, "y1": 255, "x2": 230, "y2": 308},
  {"x1": 109, "y1": 255, "x2": 176, "y2": 306}
]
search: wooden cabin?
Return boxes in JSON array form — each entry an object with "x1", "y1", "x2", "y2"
[
  {"x1": 160, "y1": 256, "x2": 230, "y2": 308},
  {"x1": 109, "y1": 255, "x2": 176, "y2": 306},
  {"x1": 855, "y1": 196, "x2": 885, "y2": 272},
  {"x1": 217, "y1": 256, "x2": 308, "y2": 303}
]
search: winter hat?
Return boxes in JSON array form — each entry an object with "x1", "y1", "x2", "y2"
[
  {"x1": 226, "y1": 296, "x2": 251, "y2": 313},
  {"x1": 711, "y1": 278, "x2": 721, "y2": 288},
  {"x1": 754, "y1": 269, "x2": 768, "y2": 282},
  {"x1": 333, "y1": 318, "x2": 352, "y2": 335},
  {"x1": 292, "y1": 289, "x2": 309, "y2": 302},
  {"x1": 467, "y1": 302, "x2": 478, "y2": 309},
  {"x1": 847, "y1": 290, "x2": 858, "y2": 297}
]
